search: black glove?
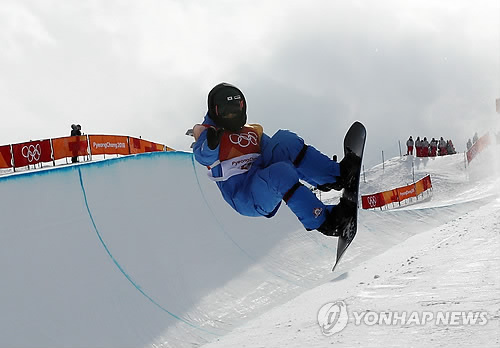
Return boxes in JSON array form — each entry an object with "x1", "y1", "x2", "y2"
[{"x1": 206, "y1": 127, "x2": 224, "y2": 150}]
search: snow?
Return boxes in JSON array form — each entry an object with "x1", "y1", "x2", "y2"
[
  {"x1": 0, "y1": 144, "x2": 499, "y2": 347},
  {"x1": 203, "y1": 197, "x2": 500, "y2": 348}
]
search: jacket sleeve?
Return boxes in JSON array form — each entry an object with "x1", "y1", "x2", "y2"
[
  {"x1": 193, "y1": 113, "x2": 219, "y2": 167},
  {"x1": 193, "y1": 129, "x2": 220, "y2": 166}
]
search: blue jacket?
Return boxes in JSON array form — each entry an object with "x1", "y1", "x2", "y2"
[
  {"x1": 194, "y1": 113, "x2": 340, "y2": 230},
  {"x1": 194, "y1": 113, "x2": 273, "y2": 217}
]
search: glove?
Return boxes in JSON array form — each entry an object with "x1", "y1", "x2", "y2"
[{"x1": 206, "y1": 127, "x2": 224, "y2": 150}]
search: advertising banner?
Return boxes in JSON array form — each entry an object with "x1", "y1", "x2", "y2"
[
  {"x1": 129, "y1": 137, "x2": 165, "y2": 154},
  {"x1": 52, "y1": 136, "x2": 89, "y2": 160},
  {"x1": 396, "y1": 183, "x2": 417, "y2": 201},
  {"x1": 0, "y1": 145, "x2": 12, "y2": 168},
  {"x1": 415, "y1": 179, "x2": 425, "y2": 196},
  {"x1": 89, "y1": 135, "x2": 129, "y2": 156},
  {"x1": 422, "y1": 175, "x2": 432, "y2": 191},
  {"x1": 361, "y1": 193, "x2": 385, "y2": 209},
  {"x1": 1, "y1": 134, "x2": 171, "y2": 172},
  {"x1": 362, "y1": 175, "x2": 432, "y2": 210},
  {"x1": 381, "y1": 189, "x2": 398, "y2": 205},
  {"x1": 12, "y1": 140, "x2": 52, "y2": 167}
]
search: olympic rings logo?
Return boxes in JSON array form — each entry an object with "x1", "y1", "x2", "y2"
[
  {"x1": 367, "y1": 196, "x2": 378, "y2": 208},
  {"x1": 229, "y1": 131, "x2": 258, "y2": 148},
  {"x1": 21, "y1": 144, "x2": 41, "y2": 163}
]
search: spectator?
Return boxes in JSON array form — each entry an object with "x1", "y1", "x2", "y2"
[
  {"x1": 70, "y1": 124, "x2": 82, "y2": 163},
  {"x1": 447, "y1": 140, "x2": 456, "y2": 155},
  {"x1": 415, "y1": 136, "x2": 422, "y2": 157},
  {"x1": 466, "y1": 139, "x2": 472, "y2": 151},
  {"x1": 422, "y1": 137, "x2": 430, "y2": 157},
  {"x1": 473, "y1": 132, "x2": 479, "y2": 144},
  {"x1": 430, "y1": 138, "x2": 438, "y2": 157},
  {"x1": 406, "y1": 136, "x2": 414, "y2": 155},
  {"x1": 438, "y1": 137, "x2": 447, "y2": 156}
]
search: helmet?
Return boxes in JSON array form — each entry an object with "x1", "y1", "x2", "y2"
[{"x1": 208, "y1": 82, "x2": 247, "y2": 131}]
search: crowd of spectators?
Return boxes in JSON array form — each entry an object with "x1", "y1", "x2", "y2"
[{"x1": 406, "y1": 136, "x2": 456, "y2": 157}]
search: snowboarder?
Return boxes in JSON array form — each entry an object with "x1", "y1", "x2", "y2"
[
  {"x1": 192, "y1": 83, "x2": 359, "y2": 237},
  {"x1": 406, "y1": 136, "x2": 414, "y2": 156}
]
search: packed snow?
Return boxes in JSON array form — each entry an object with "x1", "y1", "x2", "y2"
[{"x1": 0, "y1": 142, "x2": 498, "y2": 348}]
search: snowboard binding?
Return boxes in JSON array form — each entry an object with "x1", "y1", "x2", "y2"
[
  {"x1": 316, "y1": 151, "x2": 361, "y2": 192},
  {"x1": 317, "y1": 198, "x2": 357, "y2": 237}
]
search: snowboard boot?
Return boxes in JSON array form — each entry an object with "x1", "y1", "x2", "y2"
[
  {"x1": 317, "y1": 197, "x2": 357, "y2": 237},
  {"x1": 316, "y1": 152, "x2": 361, "y2": 192}
]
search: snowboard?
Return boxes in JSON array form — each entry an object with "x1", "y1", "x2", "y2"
[{"x1": 332, "y1": 121, "x2": 366, "y2": 272}]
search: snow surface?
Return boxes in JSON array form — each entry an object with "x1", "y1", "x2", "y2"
[{"x1": 0, "y1": 145, "x2": 499, "y2": 348}]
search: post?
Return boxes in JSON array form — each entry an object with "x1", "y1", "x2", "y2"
[
  {"x1": 399, "y1": 140, "x2": 402, "y2": 158},
  {"x1": 363, "y1": 165, "x2": 366, "y2": 183},
  {"x1": 86, "y1": 134, "x2": 91, "y2": 162},
  {"x1": 10, "y1": 144, "x2": 15, "y2": 172},
  {"x1": 412, "y1": 160, "x2": 415, "y2": 183},
  {"x1": 382, "y1": 151, "x2": 385, "y2": 172},
  {"x1": 50, "y1": 138, "x2": 56, "y2": 167}
]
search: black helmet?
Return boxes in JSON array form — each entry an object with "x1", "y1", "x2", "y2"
[{"x1": 208, "y1": 82, "x2": 247, "y2": 131}]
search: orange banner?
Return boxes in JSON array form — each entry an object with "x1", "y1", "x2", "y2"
[
  {"x1": 129, "y1": 137, "x2": 165, "y2": 154},
  {"x1": 0, "y1": 145, "x2": 12, "y2": 168},
  {"x1": 362, "y1": 175, "x2": 432, "y2": 209},
  {"x1": 415, "y1": 180, "x2": 425, "y2": 196},
  {"x1": 1, "y1": 134, "x2": 173, "y2": 168},
  {"x1": 396, "y1": 184, "x2": 417, "y2": 201},
  {"x1": 89, "y1": 135, "x2": 130, "y2": 156},
  {"x1": 52, "y1": 136, "x2": 89, "y2": 161},
  {"x1": 381, "y1": 189, "x2": 398, "y2": 205}
]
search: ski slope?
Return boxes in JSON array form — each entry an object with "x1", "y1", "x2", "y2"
[{"x1": 0, "y1": 145, "x2": 499, "y2": 348}]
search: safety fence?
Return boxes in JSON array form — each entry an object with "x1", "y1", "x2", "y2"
[
  {"x1": 361, "y1": 175, "x2": 432, "y2": 210},
  {"x1": 466, "y1": 133, "x2": 491, "y2": 164},
  {"x1": 0, "y1": 134, "x2": 174, "y2": 171}
]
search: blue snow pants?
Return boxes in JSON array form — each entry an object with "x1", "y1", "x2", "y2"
[{"x1": 218, "y1": 130, "x2": 340, "y2": 230}]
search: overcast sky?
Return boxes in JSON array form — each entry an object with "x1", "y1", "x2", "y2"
[{"x1": 1, "y1": 0, "x2": 498, "y2": 167}]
